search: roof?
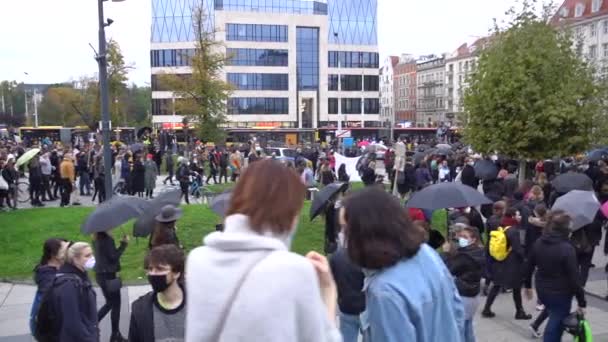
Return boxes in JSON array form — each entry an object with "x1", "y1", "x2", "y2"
[
  {"x1": 389, "y1": 56, "x2": 399, "y2": 67},
  {"x1": 446, "y1": 37, "x2": 489, "y2": 61},
  {"x1": 552, "y1": 0, "x2": 608, "y2": 24}
]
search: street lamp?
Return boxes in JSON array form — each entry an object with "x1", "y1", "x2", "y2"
[{"x1": 97, "y1": 0, "x2": 125, "y2": 200}]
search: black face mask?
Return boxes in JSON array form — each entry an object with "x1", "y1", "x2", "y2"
[{"x1": 148, "y1": 274, "x2": 170, "y2": 293}]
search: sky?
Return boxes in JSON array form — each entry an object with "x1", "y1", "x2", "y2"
[{"x1": 0, "y1": 0, "x2": 527, "y2": 86}]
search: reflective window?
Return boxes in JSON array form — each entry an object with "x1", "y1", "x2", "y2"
[
  {"x1": 215, "y1": 0, "x2": 327, "y2": 15},
  {"x1": 152, "y1": 0, "x2": 215, "y2": 43},
  {"x1": 328, "y1": 98, "x2": 338, "y2": 113},
  {"x1": 328, "y1": 0, "x2": 377, "y2": 45},
  {"x1": 297, "y1": 27, "x2": 319, "y2": 90},
  {"x1": 151, "y1": 49, "x2": 196, "y2": 67},
  {"x1": 364, "y1": 75, "x2": 379, "y2": 91},
  {"x1": 364, "y1": 98, "x2": 379, "y2": 114},
  {"x1": 328, "y1": 51, "x2": 379, "y2": 68},
  {"x1": 228, "y1": 97, "x2": 289, "y2": 114},
  {"x1": 151, "y1": 74, "x2": 192, "y2": 91},
  {"x1": 151, "y1": 99, "x2": 173, "y2": 115},
  {"x1": 227, "y1": 73, "x2": 289, "y2": 90},
  {"x1": 226, "y1": 48, "x2": 288, "y2": 66},
  {"x1": 341, "y1": 98, "x2": 361, "y2": 114},
  {"x1": 226, "y1": 24, "x2": 288, "y2": 42},
  {"x1": 328, "y1": 75, "x2": 339, "y2": 91},
  {"x1": 340, "y1": 75, "x2": 362, "y2": 91}
]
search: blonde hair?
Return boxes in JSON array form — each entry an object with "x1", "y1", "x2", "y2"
[{"x1": 66, "y1": 242, "x2": 91, "y2": 264}]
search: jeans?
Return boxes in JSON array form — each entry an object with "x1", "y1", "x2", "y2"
[
  {"x1": 464, "y1": 319, "x2": 475, "y2": 342},
  {"x1": 79, "y1": 172, "x2": 91, "y2": 195},
  {"x1": 339, "y1": 312, "x2": 361, "y2": 342},
  {"x1": 537, "y1": 292, "x2": 572, "y2": 342},
  {"x1": 462, "y1": 296, "x2": 479, "y2": 342}
]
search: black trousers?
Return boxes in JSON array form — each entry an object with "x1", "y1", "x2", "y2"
[
  {"x1": 29, "y1": 179, "x2": 42, "y2": 204},
  {"x1": 206, "y1": 169, "x2": 217, "y2": 184},
  {"x1": 180, "y1": 181, "x2": 189, "y2": 204},
  {"x1": 96, "y1": 272, "x2": 121, "y2": 335},
  {"x1": 164, "y1": 168, "x2": 174, "y2": 184},
  {"x1": 483, "y1": 283, "x2": 524, "y2": 313},
  {"x1": 577, "y1": 248, "x2": 595, "y2": 287},
  {"x1": 41, "y1": 175, "x2": 53, "y2": 200},
  {"x1": 60, "y1": 179, "x2": 72, "y2": 206},
  {"x1": 94, "y1": 176, "x2": 106, "y2": 203},
  {"x1": 219, "y1": 168, "x2": 228, "y2": 184}
]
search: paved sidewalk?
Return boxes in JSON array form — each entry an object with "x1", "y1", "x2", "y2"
[{"x1": 1, "y1": 281, "x2": 608, "y2": 342}]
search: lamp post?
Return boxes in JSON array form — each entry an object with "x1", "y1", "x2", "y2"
[{"x1": 97, "y1": 0, "x2": 125, "y2": 200}]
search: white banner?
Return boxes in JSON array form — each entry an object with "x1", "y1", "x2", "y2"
[{"x1": 334, "y1": 153, "x2": 362, "y2": 182}]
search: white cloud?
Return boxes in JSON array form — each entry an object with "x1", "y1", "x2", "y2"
[{"x1": 0, "y1": 0, "x2": 523, "y2": 85}]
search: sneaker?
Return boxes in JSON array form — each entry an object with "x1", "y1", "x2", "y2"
[
  {"x1": 529, "y1": 325, "x2": 542, "y2": 338},
  {"x1": 536, "y1": 304, "x2": 545, "y2": 311},
  {"x1": 481, "y1": 309, "x2": 496, "y2": 318},
  {"x1": 515, "y1": 311, "x2": 532, "y2": 320}
]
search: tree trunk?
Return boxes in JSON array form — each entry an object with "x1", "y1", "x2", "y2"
[{"x1": 518, "y1": 159, "x2": 527, "y2": 186}]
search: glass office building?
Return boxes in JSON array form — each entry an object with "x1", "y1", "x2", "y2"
[{"x1": 151, "y1": 0, "x2": 380, "y2": 140}]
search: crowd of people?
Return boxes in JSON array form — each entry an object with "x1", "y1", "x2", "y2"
[{"x1": 4, "y1": 130, "x2": 608, "y2": 342}]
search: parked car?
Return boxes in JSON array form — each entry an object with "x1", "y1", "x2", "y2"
[{"x1": 264, "y1": 147, "x2": 297, "y2": 164}]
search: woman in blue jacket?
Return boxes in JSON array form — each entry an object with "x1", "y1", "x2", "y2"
[{"x1": 342, "y1": 187, "x2": 465, "y2": 342}]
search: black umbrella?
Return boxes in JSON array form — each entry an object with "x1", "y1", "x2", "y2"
[
  {"x1": 413, "y1": 152, "x2": 427, "y2": 165},
  {"x1": 406, "y1": 182, "x2": 492, "y2": 210},
  {"x1": 210, "y1": 191, "x2": 232, "y2": 217},
  {"x1": 130, "y1": 143, "x2": 145, "y2": 153},
  {"x1": 416, "y1": 144, "x2": 431, "y2": 153},
  {"x1": 552, "y1": 172, "x2": 593, "y2": 194},
  {"x1": 132, "y1": 189, "x2": 182, "y2": 237},
  {"x1": 81, "y1": 196, "x2": 150, "y2": 234},
  {"x1": 474, "y1": 160, "x2": 499, "y2": 181},
  {"x1": 310, "y1": 183, "x2": 348, "y2": 221},
  {"x1": 587, "y1": 149, "x2": 608, "y2": 162},
  {"x1": 137, "y1": 127, "x2": 152, "y2": 139},
  {"x1": 427, "y1": 147, "x2": 453, "y2": 156}
]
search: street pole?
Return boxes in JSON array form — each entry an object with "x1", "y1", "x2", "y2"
[
  {"x1": 97, "y1": 0, "x2": 113, "y2": 200},
  {"x1": 33, "y1": 89, "x2": 38, "y2": 127},
  {"x1": 334, "y1": 32, "x2": 343, "y2": 153},
  {"x1": 24, "y1": 89, "x2": 29, "y2": 124}
]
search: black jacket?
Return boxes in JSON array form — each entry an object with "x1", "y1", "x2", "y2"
[
  {"x1": 460, "y1": 165, "x2": 479, "y2": 189},
  {"x1": 524, "y1": 233, "x2": 586, "y2": 308},
  {"x1": 53, "y1": 263, "x2": 98, "y2": 342},
  {"x1": 490, "y1": 225, "x2": 526, "y2": 289},
  {"x1": 128, "y1": 292, "x2": 155, "y2": 342},
  {"x1": 93, "y1": 234, "x2": 127, "y2": 274},
  {"x1": 34, "y1": 265, "x2": 58, "y2": 298},
  {"x1": 443, "y1": 245, "x2": 486, "y2": 297},
  {"x1": 329, "y1": 247, "x2": 366, "y2": 315}
]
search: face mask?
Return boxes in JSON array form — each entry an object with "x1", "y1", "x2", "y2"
[
  {"x1": 148, "y1": 274, "x2": 171, "y2": 293},
  {"x1": 84, "y1": 257, "x2": 96, "y2": 270},
  {"x1": 458, "y1": 237, "x2": 471, "y2": 248}
]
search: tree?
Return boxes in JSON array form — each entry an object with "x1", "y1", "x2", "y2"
[
  {"x1": 158, "y1": 5, "x2": 232, "y2": 144},
  {"x1": 463, "y1": 1, "x2": 605, "y2": 179},
  {"x1": 38, "y1": 86, "x2": 86, "y2": 126},
  {"x1": 125, "y1": 84, "x2": 151, "y2": 125},
  {"x1": 107, "y1": 39, "x2": 132, "y2": 126},
  {"x1": 0, "y1": 81, "x2": 26, "y2": 123}
]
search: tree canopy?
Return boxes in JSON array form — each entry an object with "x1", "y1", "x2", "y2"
[
  {"x1": 463, "y1": 1, "x2": 606, "y2": 159},
  {"x1": 158, "y1": 5, "x2": 232, "y2": 144}
]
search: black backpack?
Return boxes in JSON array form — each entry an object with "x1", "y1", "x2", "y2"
[
  {"x1": 34, "y1": 273, "x2": 82, "y2": 342},
  {"x1": 571, "y1": 229, "x2": 593, "y2": 254}
]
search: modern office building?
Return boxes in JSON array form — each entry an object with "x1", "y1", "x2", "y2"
[{"x1": 150, "y1": 0, "x2": 380, "y2": 143}]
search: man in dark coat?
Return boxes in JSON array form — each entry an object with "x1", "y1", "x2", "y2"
[
  {"x1": 163, "y1": 153, "x2": 175, "y2": 186},
  {"x1": 460, "y1": 159, "x2": 479, "y2": 190},
  {"x1": 481, "y1": 208, "x2": 532, "y2": 320}
]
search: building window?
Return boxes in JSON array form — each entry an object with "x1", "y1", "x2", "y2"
[
  {"x1": 575, "y1": 3, "x2": 585, "y2": 17},
  {"x1": 364, "y1": 98, "x2": 379, "y2": 114},
  {"x1": 328, "y1": 98, "x2": 338, "y2": 114},
  {"x1": 150, "y1": 49, "x2": 195, "y2": 67},
  {"x1": 590, "y1": 44, "x2": 598, "y2": 58},
  {"x1": 228, "y1": 97, "x2": 289, "y2": 115},
  {"x1": 604, "y1": 43, "x2": 608, "y2": 57},
  {"x1": 593, "y1": 0, "x2": 601, "y2": 12},
  {"x1": 328, "y1": 75, "x2": 339, "y2": 91},
  {"x1": 226, "y1": 48, "x2": 288, "y2": 66},
  {"x1": 340, "y1": 98, "x2": 362, "y2": 114},
  {"x1": 339, "y1": 75, "x2": 362, "y2": 91},
  {"x1": 226, "y1": 24, "x2": 288, "y2": 42},
  {"x1": 604, "y1": 20, "x2": 608, "y2": 34},
  {"x1": 297, "y1": 27, "x2": 319, "y2": 90},
  {"x1": 328, "y1": 51, "x2": 380, "y2": 68},
  {"x1": 364, "y1": 75, "x2": 379, "y2": 91},
  {"x1": 152, "y1": 99, "x2": 174, "y2": 115},
  {"x1": 227, "y1": 73, "x2": 289, "y2": 90},
  {"x1": 591, "y1": 23, "x2": 597, "y2": 37},
  {"x1": 216, "y1": 0, "x2": 328, "y2": 15},
  {"x1": 151, "y1": 74, "x2": 191, "y2": 91}
]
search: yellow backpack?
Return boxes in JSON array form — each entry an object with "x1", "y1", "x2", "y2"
[{"x1": 489, "y1": 226, "x2": 512, "y2": 261}]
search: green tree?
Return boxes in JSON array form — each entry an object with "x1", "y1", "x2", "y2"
[
  {"x1": 37, "y1": 86, "x2": 85, "y2": 126},
  {"x1": 158, "y1": 5, "x2": 232, "y2": 144},
  {"x1": 463, "y1": 1, "x2": 605, "y2": 179},
  {"x1": 125, "y1": 84, "x2": 151, "y2": 125},
  {"x1": 107, "y1": 39, "x2": 132, "y2": 126}
]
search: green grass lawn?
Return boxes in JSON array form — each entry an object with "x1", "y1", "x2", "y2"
[{"x1": 0, "y1": 203, "x2": 325, "y2": 284}]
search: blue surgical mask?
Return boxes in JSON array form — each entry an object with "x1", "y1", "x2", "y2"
[{"x1": 458, "y1": 237, "x2": 470, "y2": 248}]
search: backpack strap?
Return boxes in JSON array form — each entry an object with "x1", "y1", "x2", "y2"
[{"x1": 211, "y1": 252, "x2": 274, "y2": 341}]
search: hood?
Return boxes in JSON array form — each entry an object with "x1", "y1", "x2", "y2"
[
  {"x1": 539, "y1": 232, "x2": 568, "y2": 246},
  {"x1": 34, "y1": 264, "x2": 58, "y2": 285},
  {"x1": 203, "y1": 214, "x2": 290, "y2": 253},
  {"x1": 457, "y1": 245, "x2": 485, "y2": 265}
]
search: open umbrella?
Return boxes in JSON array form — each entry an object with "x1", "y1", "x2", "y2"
[
  {"x1": 436, "y1": 143, "x2": 452, "y2": 150},
  {"x1": 132, "y1": 189, "x2": 181, "y2": 237},
  {"x1": 474, "y1": 160, "x2": 499, "y2": 181},
  {"x1": 81, "y1": 196, "x2": 149, "y2": 234},
  {"x1": 552, "y1": 190, "x2": 600, "y2": 231},
  {"x1": 310, "y1": 183, "x2": 348, "y2": 220},
  {"x1": 552, "y1": 173, "x2": 594, "y2": 194},
  {"x1": 416, "y1": 144, "x2": 431, "y2": 153},
  {"x1": 413, "y1": 152, "x2": 427, "y2": 165},
  {"x1": 406, "y1": 182, "x2": 492, "y2": 210},
  {"x1": 587, "y1": 149, "x2": 608, "y2": 162},
  {"x1": 210, "y1": 191, "x2": 232, "y2": 217},
  {"x1": 15, "y1": 148, "x2": 40, "y2": 167},
  {"x1": 427, "y1": 147, "x2": 453, "y2": 156}
]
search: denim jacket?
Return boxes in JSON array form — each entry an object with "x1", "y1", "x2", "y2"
[{"x1": 360, "y1": 244, "x2": 465, "y2": 342}]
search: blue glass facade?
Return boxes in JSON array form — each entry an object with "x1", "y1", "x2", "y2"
[
  {"x1": 152, "y1": 0, "x2": 215, "y2": 43},
  {"x1": 226, "y1": 48, "x2": 288, "y2": 66},
  {"x1": 227, "y1": 73, "x2": 289, "y2": 90},
  {"x1": 328, "y1": 51, "x2": 379, "y2": 68},
  {"x1": 328, "y1": 0, "x2": 377, "y2": 45},
  {"x1": 215, "y1": 0, "x2": 327, "y2": 14},
  {"x1": 297, "y1": 27, "x2": 319, "y2": 90},
  {"x1": 228, "y1": 97, "x2": 289, "y2": 114},
  {"x1": 226, "y1": 24, "x2": 288, "y2": 42},
  {"x1": 151, "y1": 49, "x2": 195, "y2": 67}
]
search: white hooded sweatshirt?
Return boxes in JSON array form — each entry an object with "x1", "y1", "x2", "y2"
[{"x1": 186, "y1": 214, "x2": 342, "y2": 342}]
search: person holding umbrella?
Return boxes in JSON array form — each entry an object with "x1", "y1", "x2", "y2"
[{"x1": 93, "y1": 231, "x2": 129, "y2": 342}]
